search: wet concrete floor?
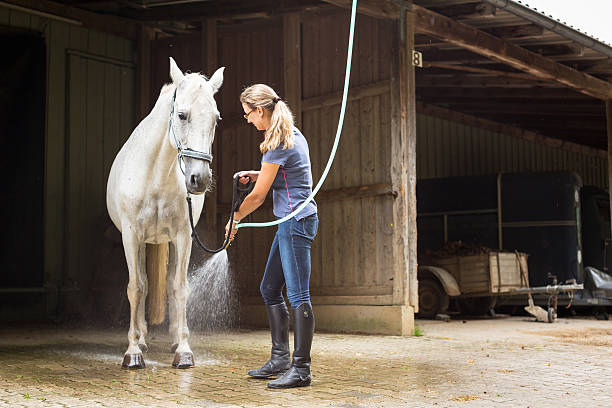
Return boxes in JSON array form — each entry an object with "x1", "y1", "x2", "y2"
[{"x1": 1, "y1": 316, "x2": 611, "y2": 407}]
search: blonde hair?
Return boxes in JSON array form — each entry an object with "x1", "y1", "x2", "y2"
[{"x1": 240, "y1": 84, "x2": 294, "y2": 154}]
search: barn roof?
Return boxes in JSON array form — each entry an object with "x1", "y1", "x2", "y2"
[{"x1": 9, "y1": 0, "x2": 611, "y2": 149}]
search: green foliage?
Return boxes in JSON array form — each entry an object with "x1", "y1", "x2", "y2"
[{"x1": 412, "y1": 326, "x2": 424, "y2": 337}]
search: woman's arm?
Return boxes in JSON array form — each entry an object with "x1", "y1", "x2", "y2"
[{"x1": 226, "y1": 162, "x2": 279, "y2": 238}]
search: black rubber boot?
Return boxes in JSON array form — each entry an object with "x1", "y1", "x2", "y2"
[
  {"x1": 267, "y1": 303, "x2": 314, "y2": 389},
  {"x1": 248, "y1": 303, "x2": 291, "y2": 378}
]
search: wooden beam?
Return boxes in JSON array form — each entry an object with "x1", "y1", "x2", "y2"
[
  {"x1": 416, "y1": 48, "x2": 496, "y2": 65},
  {"x1": 413, "y1": 5, "x2": 612, "y2": 100},
  {"x1": 302, "y1": 80, "x2": 390, "y2": 111},
  {"x1": 417, "y1": 101, "x2": 607, "y2": 158},
  {"x1": 486, "y1": 24, "x2": 544, "y2": 39},
  {"x1": 607, "y1": 100, "x2": 612, "y2": 229},
  {"x1": 423, "y1": 62, "x2": 536, "y2": 81},
  {"x1": 390, "y1": 7, "x2": 418, "y2": 311},
  {"x1": 204, "y1": 19, "x2": 218, "y2": 74},
  {"x1": 584, "y1": 61, "x2": 612, "y2": 75},
  {"x1": 137, "y1": 24, "x2": 155, "y2": 121},
  {"x1": 429, "y1": 2, "x2": 496, "y2": 19},
  {"x1": 321, "y1": 0, "x2": 399, "y2": 20},
  {"x1": 316, "y1": 183, "x2": 396, "y2": 202},
  {"x1": 283, "y1": 13, "x2": 302, "y2": 128},
  {"x1": 416, "y1": 74, "x2": 553, "y2": 88},
  {"x1": 406, "y1": 7, "x2": 419, "y2": 313},
  {"x1": 203, "y1": 18, "x2": 219, "y2": 238},
  {"x1": 417, "y1": 0, "x2": 479, "y2": 6},
  {"x1": 523, "y1": 43, "x2": 584, "y2": 58},
  {"x1": 218, "y1": 183, "x2": 396, "y2": 213},
  {"x1": 470, "y1": 116, "x2": 606, "y2": 132},
  {"x1": 2, "y1": 0, "x2": 138, "y2": 39},
  {"x1": 416, "y1": 87, "x2": 591, "y2": 100},
  {"x1": 130, "y1": 0, "x2": 323, "y2": 22},
  {"x1": 438, "y1": 102, "x2": 604, "y2": 115}
]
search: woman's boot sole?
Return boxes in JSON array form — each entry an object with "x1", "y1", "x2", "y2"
[{"x1": 267, "y1": 379, "x2": 311, "y2": 389}]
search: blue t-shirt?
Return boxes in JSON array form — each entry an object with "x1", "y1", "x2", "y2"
[{"x1": 261, "y1": 128, "x2": 318, "y2": 221}]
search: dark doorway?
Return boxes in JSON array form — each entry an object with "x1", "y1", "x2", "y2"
[{"x1": 0, "y1": 31, "x2": 46, "y2": 289}]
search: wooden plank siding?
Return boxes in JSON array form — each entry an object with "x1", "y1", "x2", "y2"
[
  {"x1": 215, "y1": 21, "x2": 283, "y2": 302},
  {"x1": 215, "y1": 12, "x2": 399, "y2": 307},
  {"x1": 1, "y1": 4, "x2": 136, "y2": 317},
  {"x1": 301, "y1": 13, "x2": 396, "y2": 303},
  {"x1": 416, "y1": 113, "x2": 609, "y2": 189}
]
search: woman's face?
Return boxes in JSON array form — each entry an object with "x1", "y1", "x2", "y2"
[{"x1": 242, "y1": 102, "x2": 268, "y2": 131}]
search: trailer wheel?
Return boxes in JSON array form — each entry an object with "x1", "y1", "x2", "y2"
[
  {"x1": 458, "y1": 296, "x2": 497, "y2": 316},
  {"x1": 547, "y1": 307, "x2": 557, "y2": 323},
  {"x1": 594, "y1": 307, "x2": 609, "y2": 320},
  {"x1": 417, "y1": 279, "x2": 449, "y2": 319}
]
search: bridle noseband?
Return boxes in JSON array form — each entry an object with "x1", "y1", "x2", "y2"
[{"x1": 168, "y1": 88, "x2": 214, "y2": 174}]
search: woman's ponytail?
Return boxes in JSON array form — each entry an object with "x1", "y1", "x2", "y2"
[
  {"x1": 266, "y1": 98, "x2": 294, "y2": 153},
  {"x1": 240, "y1": 84, "x2": 294, "y2": 153}
]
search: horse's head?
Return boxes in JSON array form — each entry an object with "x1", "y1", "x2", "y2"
[{"x1": 168, "y1": 57, "x2": 224, "y2": 195}]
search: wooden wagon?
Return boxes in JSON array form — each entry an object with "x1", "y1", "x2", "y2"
[{"x1": 418, "y1": 251, "x2": 529, "y2": 317}]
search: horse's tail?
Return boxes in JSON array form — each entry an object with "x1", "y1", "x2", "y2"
[{"x1": 146, "y1": 243, "x2": 168, "y2": 325}]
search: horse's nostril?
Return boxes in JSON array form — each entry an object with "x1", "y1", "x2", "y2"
[{"x1": 190, "y1": 174, "x2": 200, "y2": 186}]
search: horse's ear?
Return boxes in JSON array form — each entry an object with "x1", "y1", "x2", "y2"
[
  {"x1": 208, "y1": 67, "x2": 225, "y2": 95},
  {"x1": 169, "y1": 57, "x2": 185, "y2": 84}
]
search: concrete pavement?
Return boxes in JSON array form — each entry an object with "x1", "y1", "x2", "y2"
[{"x1": 0, "y1": 316, "x2": 610, "y2": 407}]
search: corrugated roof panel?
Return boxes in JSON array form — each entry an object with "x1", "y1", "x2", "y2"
[{"x1": 514, "y1": 1, "x2": 611, "y2": 46}]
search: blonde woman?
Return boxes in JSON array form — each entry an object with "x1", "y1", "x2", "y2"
[{"x1": 225, "y1": 84, "x2": 318, "y2": 388}]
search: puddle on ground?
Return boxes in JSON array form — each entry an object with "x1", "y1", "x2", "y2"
[{"x1": 0, "y1": 331, "x2": 462, "y2": 407}]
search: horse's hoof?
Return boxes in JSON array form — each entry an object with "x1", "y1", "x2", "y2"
[
  {"x1": 122, "y1": 353, "x2": 145, "y2": 369},
  {"x1": 170, "y1": 343, "x2": 178, "y2": 354},
  {"x1": 138, "y1": 343, "x2": 148, "y2": 353},
  {"x1": 172, "y1": 352, "x2": 194, "y2": 369}
]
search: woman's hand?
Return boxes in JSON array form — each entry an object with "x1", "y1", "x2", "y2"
[
  {"x1": 233, "y1": 170, "x2": 260, "y2": 184},
  {"x1": 225, "y1": 217, "x2": 239, "y2": 242},
  {"x1": 228, "y1": 163, "x2": 279, "y2": 240}
]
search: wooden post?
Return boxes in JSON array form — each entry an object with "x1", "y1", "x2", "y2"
[
  {"x1": 607, "y1": 100, "x2": 612, "y2": 239},
  {"x1": 283, "y1": 13, "x2": 302, "y2": 127},
  {"x1": 137, "y1": 24, "x2": 154, "y2": 121},
  {"x1": 391, "y1": 3, "x2": 418, "y2": 313},
  {"x1": 405, "y1": 7, "x2": 419, "y2": 313},
  {"x1": 203, "y1": 18, "x2": 219, "y2": 236}
]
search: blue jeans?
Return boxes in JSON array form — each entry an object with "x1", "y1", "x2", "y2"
[{"x1": 260, "y1": 214, "x2": 319, "y2": 309}]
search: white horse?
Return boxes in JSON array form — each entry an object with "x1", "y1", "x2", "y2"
[{"x1": 107, "y1": 57, "x2": 224, "y2": 369}]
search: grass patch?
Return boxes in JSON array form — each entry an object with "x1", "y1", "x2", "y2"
[{"x1": 412, "y1": 326, "x2": 424, "y2": 337}]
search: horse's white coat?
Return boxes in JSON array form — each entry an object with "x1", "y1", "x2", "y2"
[{"x1": 106, "y1": 58, "x2": 224, "y2": 363}]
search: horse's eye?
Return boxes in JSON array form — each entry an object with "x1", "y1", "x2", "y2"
[{"x1": 178, "y1": 112, "x2": 187, "y2": 120}]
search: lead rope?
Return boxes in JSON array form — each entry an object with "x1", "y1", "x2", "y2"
[{"x1": 187, "y1": 177, "x2": 253, "y2": 253}]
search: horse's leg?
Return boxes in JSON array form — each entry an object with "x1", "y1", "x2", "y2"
[
  {"x1": 121, "y1": 231, "x2": 147, "y2": 369},
  {"x1": 171, "y1": 232, "x2": 195, "y2": 368},
  {"x1": 137, "y1": 251, "x2": 148, "y2": 353},
  {"x1": 167, "y1": 241, "x2": 179, "y2": 353}
]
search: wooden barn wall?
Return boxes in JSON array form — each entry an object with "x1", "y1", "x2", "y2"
[
  {"x1": 215, "y1": 21, "x2": 284, "y2": 305},
  {"x1": 211, "y1": 13, "x2": 397, "y2": 307},
  {"x1": 416, "y1": 114, "x2": 608, "y2": 190},
  {"x1": 0, "y1": 5, "x2": 136, "y2": 317},
  {"x1": 301, "y1": 13, "x2": 396, "y2": 304}
]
